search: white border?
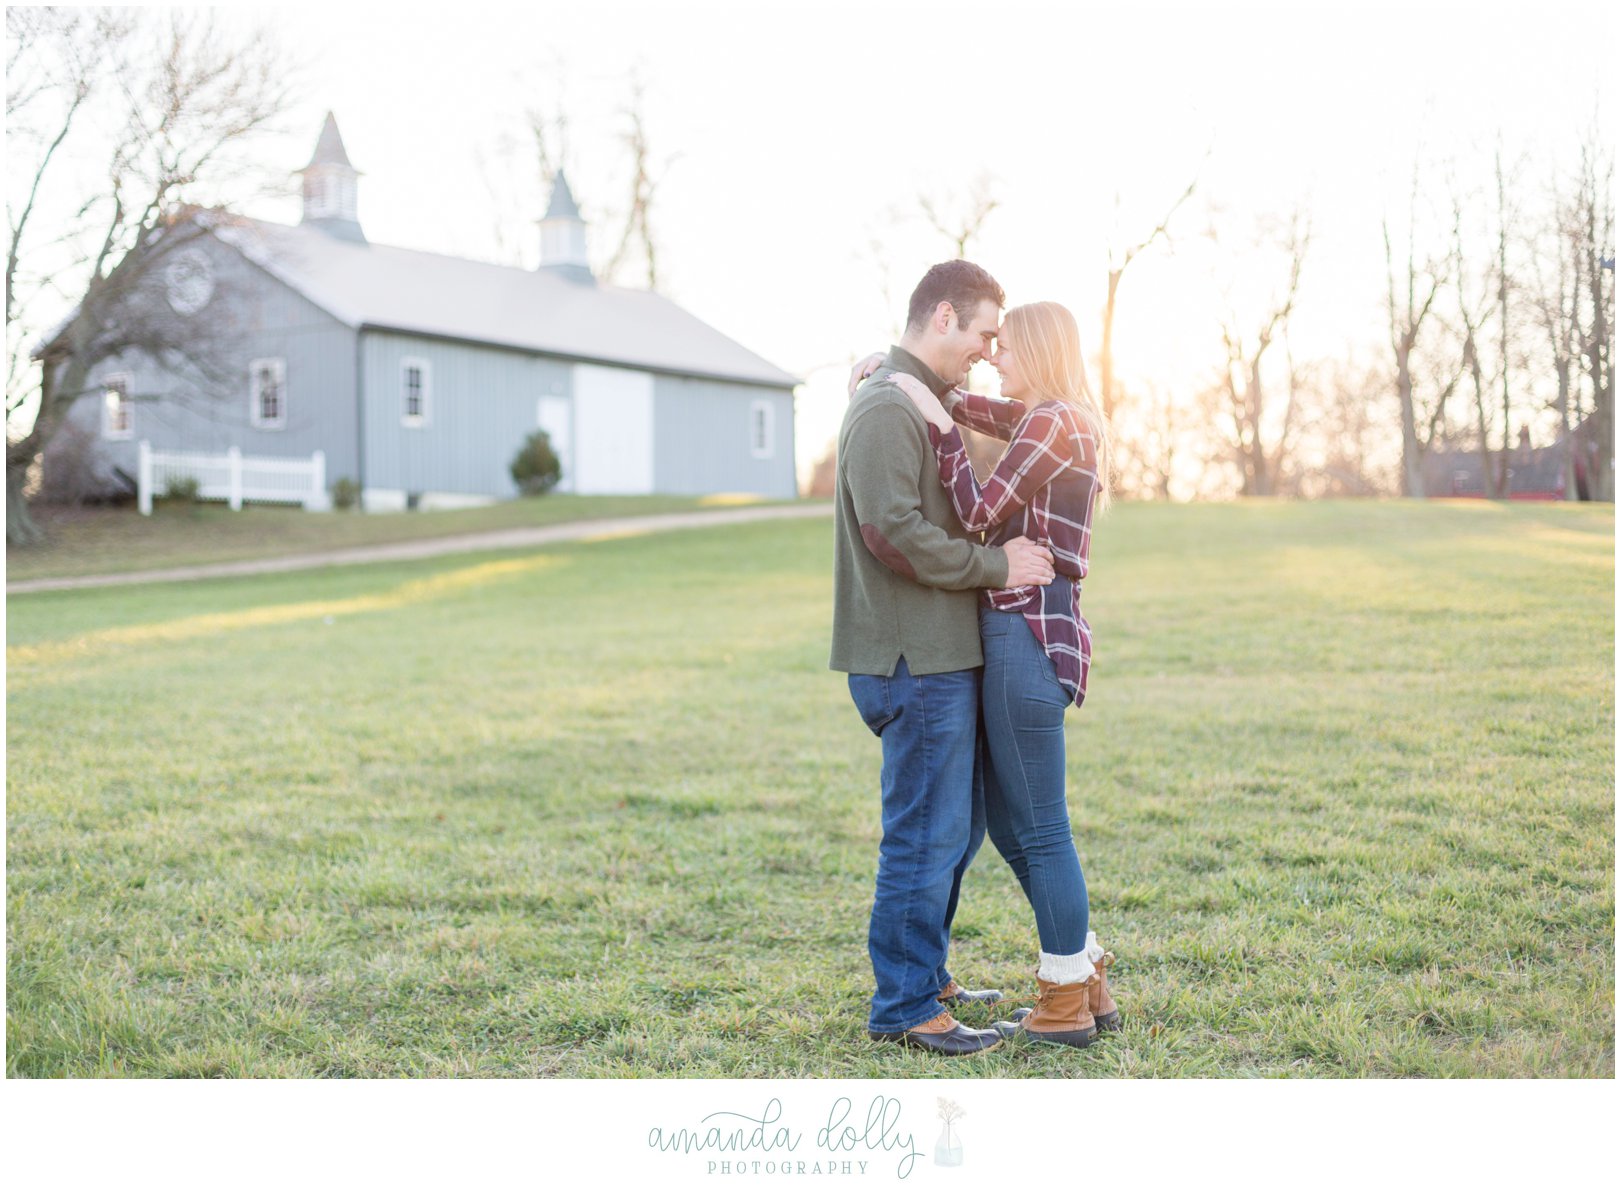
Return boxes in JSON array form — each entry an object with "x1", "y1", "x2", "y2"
[{"x1": 1, "y1": 1078, "x2": 1613, "y2": 1188}]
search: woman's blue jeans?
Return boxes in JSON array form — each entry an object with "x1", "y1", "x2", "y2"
[
  {"x1": 979, "y1": 607, "x2": 1090, "y2": 955},
  {"x1": 848, "y1": 657, "x2": 985, "y2": 1033}
]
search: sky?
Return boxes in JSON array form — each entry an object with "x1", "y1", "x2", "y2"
[{"x1": 16, "y1": 1, "x2": 1617, "y2": 486}]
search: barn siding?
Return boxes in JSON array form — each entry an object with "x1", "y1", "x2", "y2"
[
  {"x1": 50, "y1": 236, "x2": 359, "y2": 491},
  {"x1": 360, "y1": 331, "x2": 570, "y2": 500},
  {"x1": 653, "y1": 375, "x2": 797, "y2": 498},
  {"x1": 361, "y1": 337, "x2": 797, "y2": 500}
]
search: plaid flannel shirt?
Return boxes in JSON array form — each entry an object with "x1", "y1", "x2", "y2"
[{"x1": 928, "y1": 390, "x2": 1101, "y2": 705}]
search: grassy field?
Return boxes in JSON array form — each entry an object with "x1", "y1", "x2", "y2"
[
  {"x1": 4, "y1": 493, "x2": 777, "y2": 582},
  {"x1": 5, "y1": 499, "x2": 1613, "y2": 1077}
]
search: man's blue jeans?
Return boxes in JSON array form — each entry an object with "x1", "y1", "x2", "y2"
[
  {"x1": 848, "y1": 657, "x2": 985, "y2": 1033},
  {"x1": 979, "y1": 607, "x2": 1089, "y2": 955}
]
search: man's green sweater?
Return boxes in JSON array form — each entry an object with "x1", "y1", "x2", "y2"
[{"x1": 829, "y1": 346, "x2": 1009, "y2": 677}]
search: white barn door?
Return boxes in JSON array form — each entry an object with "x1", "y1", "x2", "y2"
[
  {"x1": 537, "y1": 395, "x2": 574, "y2": 493},
  {"x1": 571, "y1": 364, "x2": 655, "y2": 494}
]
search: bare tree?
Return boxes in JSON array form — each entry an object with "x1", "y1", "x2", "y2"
[
  {"x1": 1213, "y1": 209, "x2": 1310, "y2": 497},
  {"x1": 1384, "y1": 162, "x2": 1464, "y2": 498},
  {"x1": 1099, "y1": 158, "x2": 1203, "y2": 422},
  {"x1": 918, "y1": 171, "x2": 999, "y2": 259},
  {"x1": 859, "y1": 232, "x2": 905, "y2": 342},
  {"x1": 467, "y1": 58, "x2": 571, "y2": 266},
  {"x1": 1493, "y1": 146, "x2": 1517, "y2": 495},
  {"x1": 1110, "y1": 378, "x2": 1189, "y2": 501},
  {"x1": 1572, "y1": 136, "x2": 1614, "y2": 500},
  {"x1": 602, "y1": 76, "x2": 676, "y2": 291},
  {"x1": 1282, "y1": 355, "x2": 1397, "y2": 498},
  {"x1": 6, "y1": 8, "x2": 127, "y2": 412},
  {"x1": 474, "y1": 93, "x2": 569, "y2": 268},
  {"x1": 1508, "y1": 121, "x2": 1614, "y2": 504},
  {"x1": 1449, "y1": 180, "x2": 1501, "y2": 497},
  {"x1": 6, "y1": 9, "x2": 294, "y2": 543},
  {"x1": 516, "y1": 72, "x2": 673, "y2": 291},
  {"x1": 1529, "y1": 162, "x2": 1585, "y2": 500},
  {"x1": 474, "y1": 138, "x2": 524, "y2": 265},
  {"x1": 526, "y1": 96, "x2": 569, "y2": 190}
]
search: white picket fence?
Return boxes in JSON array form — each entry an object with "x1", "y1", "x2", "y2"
[{"x1": 137, "y1": 440, "x2": 330, "y2": 514}]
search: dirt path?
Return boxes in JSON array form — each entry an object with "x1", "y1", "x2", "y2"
[{"x1": 6, "y1": 502, "x2": 834, "y2": 595}]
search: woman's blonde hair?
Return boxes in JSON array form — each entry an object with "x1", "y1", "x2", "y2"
[{"x1": 999, "y1": 301, "x2": 1111, "y2": 508}]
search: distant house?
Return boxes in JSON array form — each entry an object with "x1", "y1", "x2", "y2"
[
  {"x1": 43, "y1": 113, "x2": 799, "y2": 509},
  {"x1": 1422, "y1": 423, "x2": 1602, "y2": 501}
]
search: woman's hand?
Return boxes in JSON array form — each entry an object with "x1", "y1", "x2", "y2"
[
  {"x1": 847, "y1": 352, "x2": 886, "y2": 398},
  {"x1": 887, "y1": 371, "x2": 953, "y2": 431}
]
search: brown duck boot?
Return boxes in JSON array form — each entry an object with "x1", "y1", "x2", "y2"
[
  {"x1": 868, "y1": 1010, "x2": 1004, "y2": 1056},
  {"x1": 1084, "y1": 933, "x2": 1121, "y2": 1033},
  {"x1": 1015, "y1": 975, "x2": 1097, "y2": 1048}
]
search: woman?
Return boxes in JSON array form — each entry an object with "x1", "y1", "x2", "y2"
[{"x1": 851, "y1": 301, "x2": 1118, "y2": 1048}]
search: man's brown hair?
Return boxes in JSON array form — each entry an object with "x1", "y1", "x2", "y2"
[{"x1": 905, "y1": 260, "x2": 1006, "y2": 333}]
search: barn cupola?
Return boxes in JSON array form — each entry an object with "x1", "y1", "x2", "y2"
[
  {"x1": 298, "y1": 112, "x2": 365, "y2": 243},
  {"x1": 538, "y1": 170, "x2": 592, "y2": 282}
]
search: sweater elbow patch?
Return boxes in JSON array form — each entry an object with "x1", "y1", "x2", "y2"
[{"x1": 860, "y1": 523, "x2": 918, "y2": 580}]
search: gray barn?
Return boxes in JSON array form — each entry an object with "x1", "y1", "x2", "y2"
[{"x1": 47, "y1": 114, "x2": 800, "y2": 509}]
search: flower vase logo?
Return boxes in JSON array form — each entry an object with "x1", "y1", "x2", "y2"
[{"x1": 933, "y1": 1098, "x2": 965, "y2": 1167}]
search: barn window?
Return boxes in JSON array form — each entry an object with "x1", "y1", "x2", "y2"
[
  {"x1": 249, "y1": 358, "x2": 286, "y2": 430},
  {"x1": 101, "y1": 374, "x2": 132, "y2": 440},
  {"x1": 401, "y1": 357, "x2": 431, "y2": 427},
  {"x1": 750, "y1": 399, "x2": 774, "y2": 459}
]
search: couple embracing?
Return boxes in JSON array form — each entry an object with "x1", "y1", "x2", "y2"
[{"x1": 830, "y1": 260, "x2": 1119, "y2": 1056}]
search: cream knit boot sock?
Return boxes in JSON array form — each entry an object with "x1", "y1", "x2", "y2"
[{"x1": 1037, "y1": 949, "x2": 1097, "y2": 985}]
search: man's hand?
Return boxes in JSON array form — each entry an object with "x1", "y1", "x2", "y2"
[
  {"x1": 1002, "y1": 536, "x2": 1055, "y2": 587},
  {"x1": 847, "y1": 352, "x2": 886, "y2": 398}
]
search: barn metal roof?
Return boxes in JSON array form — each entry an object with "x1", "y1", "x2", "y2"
[{"x1": 216, "y1": 217, "x2": 800, "y2": 388}]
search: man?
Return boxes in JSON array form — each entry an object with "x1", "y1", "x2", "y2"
[{"x1": 830, "y1": 260, "x2": 1055, "y2": 1056}]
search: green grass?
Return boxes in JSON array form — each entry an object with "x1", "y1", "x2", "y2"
[
  {"x1": 5, "y1": 493, "x2": 788, "y2": 582},
  {"x1": 5, "y1": 499, "x2": 1613, "y2": 1077}
]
